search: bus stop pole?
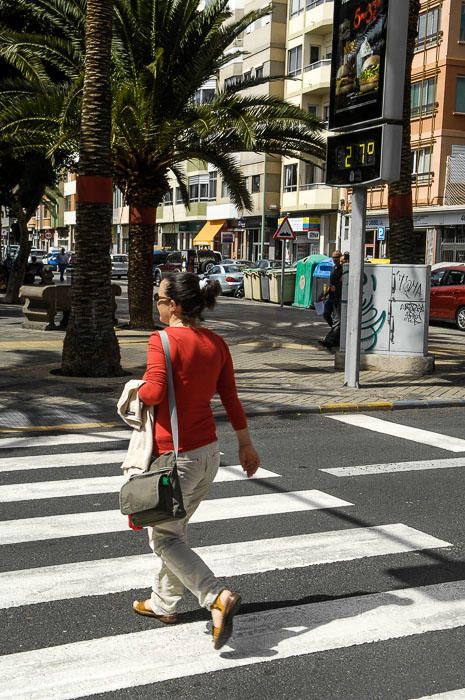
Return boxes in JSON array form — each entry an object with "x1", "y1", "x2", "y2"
[{"x1": 344, "y1": 186, "x2": 367, "y2": 388}]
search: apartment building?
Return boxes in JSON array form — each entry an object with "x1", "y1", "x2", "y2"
[
  {"x1": 281, "y1": 0, "x2": 340, "y2": 259},
  {"x1": 361, "y1": 0, "x2": 465, "y2": 263},
  {"x1": 26, "y1": 184, "x2": 66, "y2": 250}
]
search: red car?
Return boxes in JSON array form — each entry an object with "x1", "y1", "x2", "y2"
[{"x1": 430, "y1": 265, "x2": 465, "y2": 331}]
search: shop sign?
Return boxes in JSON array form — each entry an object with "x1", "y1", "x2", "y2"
[
  {"x1": 221, "y1": 231, "x2": 234, "y2": 243},
  {"x1": 278, "y1": 216, "x2": 321, "y2": 233}
]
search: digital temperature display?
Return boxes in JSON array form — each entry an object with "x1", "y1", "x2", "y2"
[{"x1": 326, "y1": 126, "x2": 383, "y2": 186}]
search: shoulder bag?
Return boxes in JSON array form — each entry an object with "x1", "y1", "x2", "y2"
[{"x1": 119, "y1": 330, "x2": 186, "y2": 526}]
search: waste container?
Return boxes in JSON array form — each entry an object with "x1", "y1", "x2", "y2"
[
  {"x1": 260, "y1": 271, "x2": 270, "y2": 301},
  {"x1": 251, "y1": 271, "x2": 263, "y2": 301},
  {"x1": 268, "y1": 269, "x2": 296, "y2": 304},
  {"x1": 312, "y1": 259, "x2": 334, "y2": 307},
  {"x1": 292, "y1": 254, "x2": 327, "y2": 308},
  {"x1": 243, "y1": 270, "x2": 254, "y2": 299}
]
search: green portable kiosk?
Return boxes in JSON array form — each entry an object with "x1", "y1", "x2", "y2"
[{"x1": 292, "y1": 254, "x2": 327, "y2": 308}]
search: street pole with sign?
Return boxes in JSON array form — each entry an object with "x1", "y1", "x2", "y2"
[
  {"x1": 326, "y1": 0, "x2": 408, "y2": 388},
  {"x1": 272, "y1": 216, "x2": 296, "y2": 309}
]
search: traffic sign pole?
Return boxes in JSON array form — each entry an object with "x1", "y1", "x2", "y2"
[
  {"x1": 280, "y1": 246, "x2": 286, "y2": 310},
  {"x1": 344, "y1": 187, "x2": 367, "y2": 388}
]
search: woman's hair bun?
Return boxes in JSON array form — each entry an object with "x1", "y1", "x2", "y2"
[{"x1": 201, "y1": 279, "x2": 221, "y2": 309}]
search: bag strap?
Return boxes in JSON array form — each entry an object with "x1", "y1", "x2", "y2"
[{"x1": 159, "y1": 330, "x2": 179, "y2": 459}]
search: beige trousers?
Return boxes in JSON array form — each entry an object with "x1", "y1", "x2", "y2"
[{"x1": 147, "y1": 440, "x2": 223, "y2": 615}]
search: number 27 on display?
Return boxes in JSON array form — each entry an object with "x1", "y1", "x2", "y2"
[{"x1": 344, "y1": 141, "x2": 375, "y2": 168}]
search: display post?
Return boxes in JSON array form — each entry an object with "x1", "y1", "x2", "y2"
[{"x1": 344, "y1": 187, "x2": 367, "y2": 388}]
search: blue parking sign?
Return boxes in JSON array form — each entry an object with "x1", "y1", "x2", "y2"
[{"x1": 377, "y1": 226, "x2": 385, "y2": 241}]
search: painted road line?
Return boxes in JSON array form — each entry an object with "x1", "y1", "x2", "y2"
[
  {"x1": 328, "y1": 414, "x2": 465, "y2": 452},
  {"x1": 0, "y1": 430, "x2": 130, "y2": 450},
  {"x1": 0, "y1": 465, "x2": 280, "y2": 502},
  {"x1": 412, "y1": 691, "x2": 465, "y2": 699},
  {"x1": 322, "y1": 456, "x2": 465, "y2": 477},
  {"x1": 0, "y1": 449, "x2": 128, "y2": 473},
  {"x1": 0, "y1": 490, "x2": 351, "y2": 545},
  {"x1": 0, "y1": 421, "x2": 121, "y2": 434},
  {"x1": 0, "y1": 524, "x2": 450, "y2": 609},
  {"x1": 1, "y1": 580, "x2": 465, "y2": 699}
]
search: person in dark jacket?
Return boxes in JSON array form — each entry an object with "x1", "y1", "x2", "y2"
[{"x1": 319, "y1": 250, "x2": 343, "y2": 349}]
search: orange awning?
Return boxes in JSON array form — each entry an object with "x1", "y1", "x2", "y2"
[{"x1": 192, "y1": 220, "x2": 225, "y2": 246}]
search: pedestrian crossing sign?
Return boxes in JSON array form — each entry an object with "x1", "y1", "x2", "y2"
[{"x1": 273, "y1": 216, "x2": 296, "y2": 241}]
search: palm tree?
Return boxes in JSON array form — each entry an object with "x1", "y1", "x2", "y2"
[
  {"x1": 61, "y1": 0, "x2": 121, "y2": 376},
  {"x1": 387, "y1": 0, "x2": 421, "y2": 263},
  {"x1": 0, "y1": 0, "x2": 326, "y2": 331}
]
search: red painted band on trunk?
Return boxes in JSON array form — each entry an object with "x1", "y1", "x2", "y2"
[
  {"x1": 388, "y1": 193, "x2": 413, "y2": 219},
  {"x1": 76, "y1": 176, "x2": 113, "y2": 204},
  {"x1": 130, "y1": 207, "x2": 156, "y2": 225}
]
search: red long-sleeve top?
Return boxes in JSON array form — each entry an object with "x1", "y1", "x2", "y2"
[{"x1": 138, "y1": 326, "x2": 247, "y2": 454}]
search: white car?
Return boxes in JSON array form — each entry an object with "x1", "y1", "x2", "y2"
[{"x1": 111, "y1": 254, "x2": 129, "y2": 279}]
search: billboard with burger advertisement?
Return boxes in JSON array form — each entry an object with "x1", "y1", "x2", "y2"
[{"x1": 329, "y1": 0, "x2": 408, "y2": 131}]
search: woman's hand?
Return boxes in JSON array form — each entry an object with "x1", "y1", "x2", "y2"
[{"x1": 239, "y1": 443, "x2": 261, "y2": 478}]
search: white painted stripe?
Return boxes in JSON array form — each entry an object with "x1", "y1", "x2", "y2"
[
  {"x1": 328, "y1": 414, "x2": 465, "y2": 452},
  {"x1": 0, "y1": 465, "x2": 280, "y2": 502},
  {"x1": 1, "y1": 580, "x2": 465, "y2": 699},
  {"x1": 0, "y1": 449, "x2": 127, "y2": 473},
  {"x1": 0, "y1": 430, "x2": 130, "y2": 450},
  {"x1": 0, "y1": 524, "x2": 450, "y2": 609},
  {"x1": 0, "y1": 490, "x2": 351, "y2": 545},
  {"x1": 413, "y1": 692, "x2": 465, "y2": 700},
  {"x1": 322, "y1": 457, "x2": 465, "y2": 477}
]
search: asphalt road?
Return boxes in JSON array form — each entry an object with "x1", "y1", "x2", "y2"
[{"x1": 1, "y1": 407, "x2": 465, "y2": 699}]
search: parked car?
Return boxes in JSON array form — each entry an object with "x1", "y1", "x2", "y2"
[
  {"x1": 255, "y1": 259, "x2": 287, "y2": 270},
  {"x1": 430, "y1": 265, "x2": 465, "y2": 330},
  {"x1": 153, "y1": 248, "x2": 222, "y2": 285},
  {"x1": 202, "y1": 264, "x2": 244, "y2": 295},
  {"x1": 28, "y1": 248, "x2": 47, "y2": 263},
  {"x1": 110, "y1": 253, "x2": 128, "y2": 279}
]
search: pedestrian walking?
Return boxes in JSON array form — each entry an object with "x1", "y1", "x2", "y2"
[
  {"x1": 318, "y1": 250, "x2": 343, "y2": 350},
  {"x1": 127, "y1": 272, "x2": 260, "y2": 650},
  {"x1": 56, "y1": 248, "x2": 69, "y2": 282}
]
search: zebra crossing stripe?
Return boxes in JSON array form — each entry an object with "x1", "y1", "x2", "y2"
[
  {"x1": 322, "y1": 457, "x2": 465, "y2": 477},
  {"x1": 0, "y1": 490, "x2": 352, "y2": 545},
  {"x1": 1, "y1": 579, "x2": 465, "y2": 699},
  {"x1": 0, "y1": 430, "x2": 130, "y2": 450},
  {"x1": 412, "y1": 691, "x2": 465, "y2": 699},
  {"x1": 328, "y1": 415, "x2": 465, "y2": 452},
  {"x1": 0, "y1": 524, "x2": 450, "y2": 609},
  {"x1": 0, "y1": 465, "x2": 280, "y2": 502},
  {"x1": 0, "y1": 449, "x2": 128, "y2": 473}
]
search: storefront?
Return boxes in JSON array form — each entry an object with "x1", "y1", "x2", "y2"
[{"x1": 365, "y1": 206, "x2": 465, "y2": 264}]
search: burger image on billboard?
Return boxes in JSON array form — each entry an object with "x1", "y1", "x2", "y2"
[
  {"x1": 336, "y1": 64, "x2": 356, "y2": 96},
  {"x1": 358, "y1": 55, "x2": 380, "y2": 93}
]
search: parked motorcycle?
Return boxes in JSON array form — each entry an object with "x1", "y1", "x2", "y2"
[{"x1": 233, "y1": 280, "x2": 244, "y2": 298}]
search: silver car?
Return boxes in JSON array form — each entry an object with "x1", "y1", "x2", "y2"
[
  {"x1": 111, "y1": 254, "x2": 128, "y2": 279},
  {"x1": 204, "y1": 264, "x2": 244, "y2": 294}
]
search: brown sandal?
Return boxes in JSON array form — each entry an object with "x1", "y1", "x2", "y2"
[
  {"x1": 211, "y1": 591, "x2": 242, "y2": 650},
  {"x1": 132, "y1": 600, "x2": 177, "y2": 624}
]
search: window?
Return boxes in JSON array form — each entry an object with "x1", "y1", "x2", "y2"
[
  {"x1": 307, "y1": 104, "x2": 318, "y2": 118},
  {"x1": 461, "y1": 3, "x2": 465, "y2": 41},
  {"x1": 193, "y1": 87, "x2": 215, "y2": 105},
  {"x1": 224, "y1": 75, "x2": 241, "y2": 90},
  {"x1": 209, "y1": 171, "x2": 217, "y2": 200},
  {"x1": 65, "y1": 195, "x2": 72, "y2": 211},
  {"x1": 175, "y1": 187, "x2": 184, "y2": 204},
  {"x1": 430, "y1": 269, "x2": 446, "y2": 286},
  {"x1": 188, "y1": 174, "x2": 209, "y2": 202},
  {"x1": 309, "y1": 45, "x2": 320, "y2": 65},
  {"x1": 287, "y1": 46, "x2": 302, "y2": 76},
  {"x1": 411, "y1": 78, "x2": 436, "y2": 116},
  {"x1": 411, "y1": 146, "x2": 432, "y2": 181},
  {"x1": 221, "y1": 179, "x2": 229, "y2": 198},
  {"x1": 251, "y1": 175, "x2": 261, "y2": 193},
  {"x1": 416, "y1": 6, "x2": 440, "y2": 47},
  {"x1": 302, "y1": 162, "x2": 324, "y2": 187},
  {"x1": 289, "y1": 0, "x2": 303, "y2": 17},
  {"x1": 255, "y1": 65, "x2": 264, "y2": 80},
  {"x1": 243, "y1": 70, "x2": 252, "y2": 82},
  {"x1": 163, "y1": 189, "x2": 173, "y2": 205},
  {"x1": 323, "y1": 104, "x2": 330, "y2": 122},
  {"x1": 456, "y1": 77, "x2": 465, "y2": 112},
  {"x1": 283, "y1": 163, "x2": 298, "y2": 192},
  {"x1": 443, "y1": 269, "x2": 465, "y2": 285}
]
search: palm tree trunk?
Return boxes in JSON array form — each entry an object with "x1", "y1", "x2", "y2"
[
  {"x1": 387, "y1": 0, "x2": 421, "y2": 264},
  {"x1": 62, "y1": 0, "x2": 122, "y2": 376},
  {"x1": 127, "y1": 206, "x2": 156, "y2": 330}
]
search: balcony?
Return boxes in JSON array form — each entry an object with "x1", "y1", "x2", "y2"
[
  {"x1": 302, "y1": 58, "x2": 331, "y2": 95},
  {"x1": 305, "y1": 0, "x2": 333, "y2": 32},
  {"x1": 282, "y1": 183, "x2": 339, "y2": 212}
]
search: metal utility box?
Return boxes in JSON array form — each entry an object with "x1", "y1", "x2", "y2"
[{"x1": 340, "y1": 264, "x2": 431, "y2": 356}]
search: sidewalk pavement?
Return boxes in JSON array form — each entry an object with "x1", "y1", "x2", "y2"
[{"x1": 0, "y1": 297, "x2": 464, "y2": 432}]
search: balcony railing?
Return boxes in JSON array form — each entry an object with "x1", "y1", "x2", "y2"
[
  {"x1": 304, "y1": 58, "x2": 331, "y2": 72},
  {"x1": 306, "y1": 0, "x2": 333, "y2": 10}
]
